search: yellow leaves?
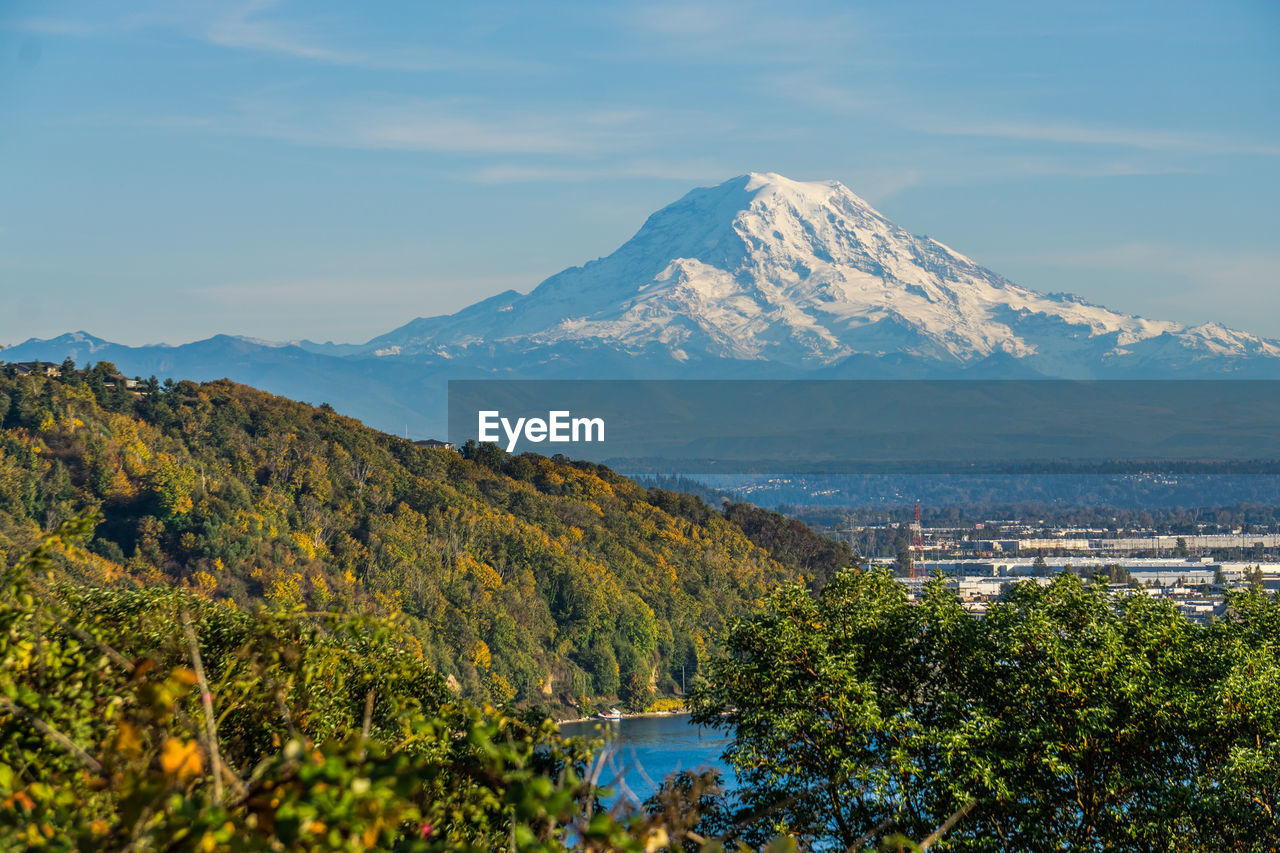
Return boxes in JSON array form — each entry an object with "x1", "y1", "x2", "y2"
[
  {"x1": 474, "y1": 562, "x2": 504, "y2": 591},
  {"x1": 266, "y1": 572, "x2": 304, "y2": 608},
  {"x1": 149, "y1": 452, "x2": 197, "y2": 517},
  {"x1": 232, "y1": 508, "x2": 270, "y2": 537},
  {"x1": 312, "y1": 574, "x2": 331, "y2": 607},
  {"x1": 372, "y1": 589, "x2": 404, "y2": 618},
  {"x1": 485, "y1": 671, "x2": 515, "y2": 705},
  {"x1": 171, "y1": 667, "x2": 199, "y2": 687},
  {"x1": 472, "y1": 640, "x2": 492, "y2": 671},
  {"x1": 6, "y1": 429, "x2": 41, "y2": 457},
  {"x1": 457, "y1": 553, "x2": 503, "y2": 591},
  {"x1": 661, "y1": 558, "x2": 678, "y2": 585},
  {"x1": 254, "y1": 489, "x2": 293, "y2": 530},
  {"x1": 291, "y1": 531, "x2": 317, "y2": 561},
  {"x1": 101, "y1": 466, "x2": 137, "y2": 502},
  {"x1": 115, "y1": 721, "x2": 145, "y2": 758},
  {"x1": 644, "y1": 827, "x2": 670, "y2": 853},
  {"x1": 192, "y1": 571, "x2": 217, "y2": 596},
  {"x1": 159, "y1": 738, "x2": 203, "y2": 783},
  {"x1": 8, "y1": 638, "x2": 37, "y2": 674}
]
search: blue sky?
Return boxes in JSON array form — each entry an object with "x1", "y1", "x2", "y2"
[{"x1": 2, "y1": 0, "x2": 1277, "y2": 345}]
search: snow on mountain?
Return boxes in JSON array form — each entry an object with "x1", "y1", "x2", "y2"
[
  {"x1": 366, "y1": 172, "x2": 1280, "y2": 377},
  {"x1": 7, "y1": 172, "x2": 1280, "y2": 436}
]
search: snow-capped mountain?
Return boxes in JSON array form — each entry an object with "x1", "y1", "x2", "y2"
[
  {"x1": 6, "y1": 172, "x2": 1280, "y2": 435},
  {"x1": 361, "y1": 172, "x2": 1280, "y2": 378}
]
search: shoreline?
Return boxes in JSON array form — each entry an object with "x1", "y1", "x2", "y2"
[{"x1": 556, "y1": 708, "x2": 690, "y2": 726}]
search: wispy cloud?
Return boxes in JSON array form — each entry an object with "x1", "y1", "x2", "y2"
[
  {"x1": 997, "y1": 156, "x2": 1200, "y2": 179},
  {"x1": 7, "y1": 0, "x2": 537, "y2": 74},
  {"x1": 335, "y1": 105, "x2": 591, "y2": 155},
  {"x1": 220, "y1": 96, "x2": 640, "y2": 155},
  {"x1": 754, "y1": 70, "x2": 887, "y2": 118},
  {"x1": 467, "y1": 160, "x2": 728, "y2": 184},
  {"x1": 138, "y1": 88, "x2": 730, "y2": 162},
  {"x1": 202, "y1": 0, "x2": 357, "y2": 65},
  {"x1": 829, "y1": 156, "x2": 1204, "y2": 213},
  {"x1": 633, "y1": 0, "x2": 805, "y2": 49},
  {"x1": 916, "y1": 118, "x2": 1280, "y2": 157},
  {"x1": 624, "y1": 0, "x2": 861, "y2": 59},
  {"x1": 198, "y1": 0, "x2": 516, "y2": 72}
]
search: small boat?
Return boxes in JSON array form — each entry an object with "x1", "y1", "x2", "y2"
[{"x1": 596, "y1": 708, "x2": 623, "y2": 720}]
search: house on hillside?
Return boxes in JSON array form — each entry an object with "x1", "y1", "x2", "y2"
[
  {"x1": 414, "y1": 438, "x2": 456, "y2": 451},
  {"x1": 101, "y1": 374, "x2": 148, "y2": 393},
  {"x1": 10, "y1": 361, "x2": 62, "y2": 377}
]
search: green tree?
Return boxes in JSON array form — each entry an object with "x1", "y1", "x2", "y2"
[
  {"x1": 691, "y1": 567, "x2": 1280, "y2": 851},
  {"x1": 893, "y1": 542, "x2": 913, "y2": 577},
  {"x1": 1248, "y1": 564, "x2": 1266, "y2": 589},
  {"x1": 618, "y1": 670, "x2": 655, "y2": 714}
]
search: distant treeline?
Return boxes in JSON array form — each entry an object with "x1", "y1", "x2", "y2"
[
  {"x1": 631, "y1": 474, "x2": 735, "y2": 508},
  {"x1": 690, "y1": 471, "x2": 1280, "y2": 511},
  {"x1": 791, "y1": 501, "x2": 1280, "y2": 536}
]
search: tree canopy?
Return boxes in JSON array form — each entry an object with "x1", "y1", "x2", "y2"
[{"x1": 691, "y1": 568, "x2": 1280, "y2": 851}]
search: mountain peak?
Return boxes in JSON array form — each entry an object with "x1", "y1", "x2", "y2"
[
  {"x1": 355, "y1": 173, "x2": 1280, "y2": 376},
  {"x1": 679, "y1": 172, "x2": 876, "y2": 225},
  {"x1": 9, "y1": 173, "x2": 1280, "y2": 437},
  {"x1": 13, "y1": 330, "x2": 114, "y2": 351},
  {"x1": 742, "y1": 170, "x2": 834, "y2": 191},
  {"x1": 741, "y1": 171, "x2": 857, "y2": 204}
]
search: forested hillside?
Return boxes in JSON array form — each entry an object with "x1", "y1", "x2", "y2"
[{"x1": 0, "y1": 363, "x2": 841, "y2": 709}]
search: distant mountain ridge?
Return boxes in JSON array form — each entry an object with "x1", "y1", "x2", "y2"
[{"x1": 8, "y1": 172, "x2": 1280, "y2": 434}]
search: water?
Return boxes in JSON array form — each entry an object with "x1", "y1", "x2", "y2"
[{"x1": 559, "y1": 714, "x2": 735, "y2": 811}]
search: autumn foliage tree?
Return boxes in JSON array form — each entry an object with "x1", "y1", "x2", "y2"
[{"x1": 0, "y1": 370, "x2": 811, "y2": 709}]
